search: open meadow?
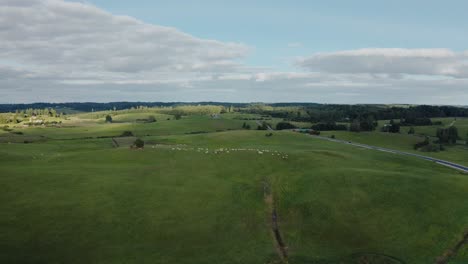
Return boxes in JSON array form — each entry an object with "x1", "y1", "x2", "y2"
[{"x1": 1, "y1": 108, "x2": 467, "y2": 264}]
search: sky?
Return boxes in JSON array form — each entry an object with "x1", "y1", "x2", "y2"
[{"x1": 1, "y1": 0, "x2": 467, "y2": 104}]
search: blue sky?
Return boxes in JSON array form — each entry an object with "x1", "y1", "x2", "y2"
[
  {"x1": 88, "y1": 0, "x2": 468, "y2": 70},
  {"x1": 1, "y1": 0, "x2": 467, "y2": 103}
]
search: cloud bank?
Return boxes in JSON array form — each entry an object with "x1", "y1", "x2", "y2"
[
  {"x1": 296, "y1": 48, "x2": 468, "y2": 78},
  {"x1": 0, "y1": 0, "x2": 467, "y2": 104}
]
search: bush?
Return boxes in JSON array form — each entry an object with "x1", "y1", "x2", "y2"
[
  {"x1": 265, "y1": 133, "x2": 273, "y2": 137},
  {"x1": 134, "y1": 138, "x2": 144, "y2": 149},
  {"x1": 120, "y1": 131, "x2": 134, "y2": 137},
  {"x1": 105, "y1": 115, "x2": 112, "y2": 123},
  {"x1": 174, "y1": 114, "x2": 182, "y2": 120},
  {"x1": 414, "y1": 137, "x2": 430, "y2": 150},
  {"x1": 330, "y1": 135, "x2": 335, "y2": 139},
  {"x1": 419, "y1": 143, "x2": 444, "y2": 152}
]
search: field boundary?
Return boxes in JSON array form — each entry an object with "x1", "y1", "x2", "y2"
[
  {"x1": 263, "y1": 181, "x2": 288, "y2": 262},
  {"x1": 111, "y1": 137, "x2": 119, "y2": 148},
  {"x1": 435, "y1": 230, "x2": 468, "y2": 264}
]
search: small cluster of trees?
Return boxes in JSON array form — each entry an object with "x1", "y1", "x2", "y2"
[
  {"x1": 242, "y1": 122, "x2": 251, "y2": 130},
  {"x1": 381, "y1": 120, "x2": 400, "y2": 133},
  {"x1": 414, "y1": 137, "x2": 444, "y2": 152},
  {"x1": 311, "y1": 122, "x2": 347, "y2": 131},
  {"x1": 349, "y1": 117, "x2": 378, "y2": 132},
  {"x1": 400, "y1": 117, "x2": 432, "y2": 126},
  {"x1": 436, "y1": 126, "x2": 459, "y2": 144},
  {"x1": 276, "y1": 122, "x2": 297, "y2": 130}
]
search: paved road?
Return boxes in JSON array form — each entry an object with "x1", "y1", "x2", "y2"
[{"x1": 305, "y1": 133, "x2": 468, "y2": 173}]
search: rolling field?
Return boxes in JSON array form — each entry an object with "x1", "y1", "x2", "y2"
[
  {"x1": 319, "y1": 130, "x2": 468, "y2": 167},
  {"x1": 1, "y1": 112, "x2": 468, "y2": 263}
]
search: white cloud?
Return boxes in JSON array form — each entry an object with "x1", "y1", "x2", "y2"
[
  {"x1": 296, "y1": 48, "x2": 468, "y2": 78},
  {"x1": 0, "y1": 0, "x2": 249, "y2": 82}
]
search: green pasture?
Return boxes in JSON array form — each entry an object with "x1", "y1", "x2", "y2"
[{"x1": 0, "y1": 112, "x2": 467, "y2": 263}]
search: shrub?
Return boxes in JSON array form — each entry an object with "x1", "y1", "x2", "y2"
[
  {"x1": 419, "y1": 143, "x2": 443, "y2": 152},
  {"x1": 134, "y1": 138, "x2": 144, "y2": 149},
  {"x1": 265, "y1": 133, "x2": 273, "y2": 137},
  {"x1": 414, "y1": 137, "x2": 430, "y2": 150},
  {"x1": 105, "y1": 115, "x2": 112, "y2": 123}
]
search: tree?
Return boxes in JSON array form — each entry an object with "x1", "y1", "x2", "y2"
[
  {"x1": 408, "y1": 127, "x2": 415, "y2": 134},
  {"x1": 448, "y1": 126, "x2": 459, "y2": 144},
  {"x1": 105, "y1": 115, "x2": 113, "y2": 123},
  {"x1": 134, "y1": 138, "x2": 144, "y2": 149},
  {"x1": 174, "y1": 114, "x2": 182, "y2": 120},
  {"x1": 359, "y1": 116, "x2": 377, "y2": 131},
  {"x1": 349, "y1": 119, "x2": 361, "y2": 132},
  {"x1": 437, "y1": 126, "x2": 459, "y2": 144}
]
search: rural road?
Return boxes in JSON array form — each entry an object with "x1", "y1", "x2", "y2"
[
  {"x1": 301, "y1": 132, "x2": 468, "y2": 173},
  {"x1": 256, "y1": 120, "x2": 273, "y2": 131}
]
